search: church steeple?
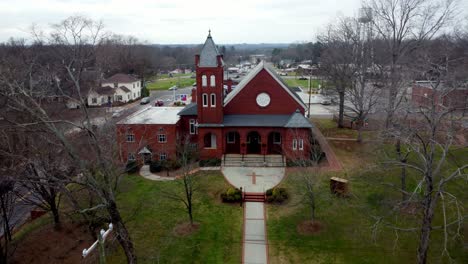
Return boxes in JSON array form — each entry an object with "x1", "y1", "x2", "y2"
[{"x1": 195, "y1": 32, "x2": 224, "y2": 124}]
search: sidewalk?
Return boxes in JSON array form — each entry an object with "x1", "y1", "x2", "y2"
[
  {"x1": 243, "y1": 202, "x2": 268, "y2": 264},
  {"x1": 139, "y1": 165, "x2": 175, "y2": 181}
]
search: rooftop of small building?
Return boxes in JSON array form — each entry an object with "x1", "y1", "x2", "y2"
[
  {"x1": 103, "y1": 73, "x2": 139, "y2": 84},
  {"x1": 117, "y1": 107, "x2": 185, "y2": 125}
]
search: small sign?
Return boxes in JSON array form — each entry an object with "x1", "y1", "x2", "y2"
[{"x1": 175, "y1": 94, "x2": 187, "y2": 102}]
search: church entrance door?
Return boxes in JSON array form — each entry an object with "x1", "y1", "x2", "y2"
[{"x1": 247, "y1": 131, "x2": 261, "y2": 154}]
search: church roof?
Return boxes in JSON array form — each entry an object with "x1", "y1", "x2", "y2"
[
  {"x1": 223, "y1": 61, "x2": 307, "y2": 110},
  {"x1": 285, "y1": 110, "x2": 314, "y2": 128},
  {"x1": 197, "y1": 113, "x2": 314, "y2": 128},
  {"x1": 198, "y1": 31, "x2": 223, "y2": 67},
  {"x1": 178, "y1": 103, "x2": 198, "y2": 116}
]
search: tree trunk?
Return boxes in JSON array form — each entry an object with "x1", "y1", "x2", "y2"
[
  {"x1": 417, "y1": 171, "x2": 436, "y2": 264},
  {"x1": 50, "y1": 200, "x2": 60, "y2": 226},
  {"x1": 417, "y1": 195, "x2": 436, "y2": 264},
  {"x1": 1, "y1": 199, "x2": 12, "y2": 242},
  {"x1": 338, "y1": 90, "x2": 345, "y2": 128},
  {"x1": 395, "y1": 140, "x2": 407, "y2": 202},
  {"x1": 356, "y1": 121, "x2": 363, "y2": 143},
  {"x1": 107, "y1": 200, "x2": 137, "y2": 264},
  {"x1": 401, "y1": 160, "x2": 407, "y2": 202},
  {"x1": 188, "y1": 204, "x2": 193, "y2": 225},
  {"x1": 310, "y1": 195, "x2": 315, "y2": 222}
]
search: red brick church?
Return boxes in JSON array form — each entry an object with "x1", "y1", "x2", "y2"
[{"x1": 117, "y1": 32, "x2": 314, "y2": 165}]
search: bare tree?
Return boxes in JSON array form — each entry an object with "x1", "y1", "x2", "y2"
[
  {"x1": 375, "y1": 49, "x2": 467, "y2": 263},
  {"x1": 19, "y1": 137, "x2": 74, "y2": 226},
  {"x1": 0, "y1": 16, "x2": 137, "y2": 263},
  {"x1": 364, "y1": 0, "x2": 457, "y2": 128},
  {"x1": 162, "y1": 137, "x2": 199, "y2": 225},
  {"x1": 320, "y1": 17, "x2": 360, "y2": 128},
  {"x1": 0, "y1": 176, "x2": 16, "y2": 263}
]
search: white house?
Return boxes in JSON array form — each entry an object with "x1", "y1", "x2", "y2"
[{"x1": 88, "y1": 73, "x2": 141, "y2": 106}]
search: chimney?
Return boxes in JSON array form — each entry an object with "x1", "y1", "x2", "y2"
[
  {"x1": 217, "y1": 54, "x2": 223, "y2": 66},
  {"x1": 191, "y1": 88, "x2": 197, "y2": 103},
  {"x1": 195, "y1": 54, "x2": 200, "y2": 66}
]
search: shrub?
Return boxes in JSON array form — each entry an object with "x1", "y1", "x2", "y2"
[
  {"x1": 165, "y1": 159, "x2": 181, "y2": 171},
  {"x1": 149, "y1": 161, "x2": 162, "y2": 173},
  {"x1": 266, "y1": 187, "x2": 288, "y2": 203},
  {"x1": 199, "y1": 158, "x2": 221, "y2": 167},
  {"x1": 220, "y1": 187, "x2": 242, "y2": 203},
  {"x1": 125, "y1": 161, "x2": 139, "y2": 173}
]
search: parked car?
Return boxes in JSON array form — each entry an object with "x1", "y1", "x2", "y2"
[
  {"x1": 155, "y1": 100, "x2": 164, "y2": 106},
  {"x1": 298, "y1": 76, "x2": 308, "y2": 80},
  {"x1": 279, "y1": 72, "x2": 288, "y2": 76},
  {"x1": 140, "y1": 97, "x2": 150, "y2": 104},
  {"x1": 321, "y1": 99, "x2": 332, "y2": 105},
  {"x1": 168, "y1": 86, "x2": 178, "y2": 91}
]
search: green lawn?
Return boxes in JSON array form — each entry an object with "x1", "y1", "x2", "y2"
[
  {"x1": 157, "y1": 73, "x2": 192, "y2": 79},
  {"x1": 108, "y1": 171, "x2": 242, "y2": 263},
  {"x1": 147, "y1": 77, "x2": 195, "y2": 90},
  {"x1": 282, "y1": 78, "x2": 320, "y2": 89},
  {"x1": 267, "y1": 139, "x2": 468, "y2": 263}
]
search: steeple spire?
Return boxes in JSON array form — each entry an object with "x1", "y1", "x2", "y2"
[{"x1": 208, "y1": 29, "x2": 211, "y2": 38}]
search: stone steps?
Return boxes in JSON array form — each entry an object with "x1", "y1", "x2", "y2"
[
  {"x1": 223, "y1": 154, "x2": 285, "y2": 167},
  {"x1": 244, "y1": 193, "x2": 266, "y2": 202}
]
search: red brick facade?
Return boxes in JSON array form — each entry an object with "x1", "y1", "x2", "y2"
[
  {"x1": 412, "y1": 83, "x2": 468, "y2": 111},
  {"x1": 117, "y1": 123, "x2": 179, "y2": 164},
  {"x1": 117, "y1": 33, "x2": 314, "y2": 164}
]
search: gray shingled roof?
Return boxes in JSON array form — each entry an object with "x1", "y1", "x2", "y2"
[
  {"x1": 212, "y1": 113, "x2": 314, "y2": 128},
  {"x1": 94, "y1": 86, "x2": 115, "y2": 95},
  {"x1": 178, "y1": 103, "x2": 198, "y2": 116},
  {"x1": 119, "y1": 86, "x2": 131, "y2": 93},
  {"x1": 198, "y1": 32, "x2": 223, "y2": 67},
  {"x1": 104, "y1": 73, "x2": 138, "y2": 83},
  {"x1": 285, "y1": 110, "x2": 314, "y2": 128}
]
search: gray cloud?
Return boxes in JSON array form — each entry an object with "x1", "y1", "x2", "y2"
[{"x1": 0, "y1": 0, "x2": 464, "y2": 44}]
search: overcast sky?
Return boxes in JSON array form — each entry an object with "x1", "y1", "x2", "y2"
[{"x1": 0, "y1": 0, "x2": 466, "y2": 44}]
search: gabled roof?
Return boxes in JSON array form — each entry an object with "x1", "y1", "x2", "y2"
[
  {"x1": 103, "y1": 73, "x2": 138, "y2": 83},
  {"x1": 285, "y1": 110, "x2": 313, "y2": 128},
  {"x1": 198, "y1": 31, "x2": 223, "y2": 67},
  {"x1": 118, "y1": 86, "x2": 131, "y2": 93},
  {"x1": 178, "y1": 103, "x2": 198, "y2": 116},
  {"x1": 223, "y1": 61, "x2": 307, "y2": 110},
  {"x1": 93, "y1": 86, "x2": 115, "y2": 95}
]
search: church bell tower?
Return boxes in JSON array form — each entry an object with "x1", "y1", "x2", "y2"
[{"x1": 195, "y1": 31, "x2": 224, "y2": 124}]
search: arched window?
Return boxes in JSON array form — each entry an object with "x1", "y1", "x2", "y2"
[
  {"x1": 210, "y1": 75, "x2": 216, "y2": 87},
  {"x1": 202, "y1": 93, "x2": 208, "y2": 107},
  {"x1": 203, "y1": 133, "x2": 217, "y2": 148},
  {"x1": 210, "y1": 93, "x2": 216, "y2": 107},
  {"x1": 202, "y1": 75, "x2": 207, "y2": 87}
]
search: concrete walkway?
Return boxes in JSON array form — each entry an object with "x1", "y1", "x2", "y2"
[
  {"x1": 243, "y1": 202, "x2": 268, "y2": 264},
  {"x1": 222, "y1": 167, "x2": 285, "y2": 193},
  {"x1": 139, "y1": 165, "x2": 175, "y2": 181}
]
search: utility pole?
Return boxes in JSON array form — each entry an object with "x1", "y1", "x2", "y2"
[
  {"x1": 307, "y1": 69, "x2": 312, "y2": 118},
  {"x1": 82, "y1": 223, "x2": 113, "y2": 264}
]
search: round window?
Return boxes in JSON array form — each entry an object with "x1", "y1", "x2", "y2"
[{"x1": 256, "y1": 92, "x2": 271, "y2": 107}]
